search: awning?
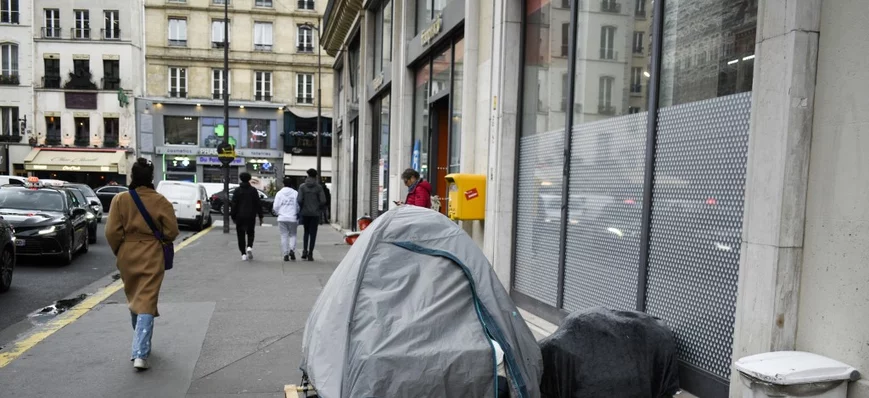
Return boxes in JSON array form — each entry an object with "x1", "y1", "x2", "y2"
[
  {"x1": 286, "y1": 107, "x2": 334, "y2": 119},
  {"x1": 24, "y1": 149, "x2": 128, "y2": 174},
  {"x1": 284, "y1": 154, "x2": 331, "y2": 178}
]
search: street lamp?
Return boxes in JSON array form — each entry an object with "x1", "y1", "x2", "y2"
[
  {"x1": 301, "y1": 20, "x2": 322, "y2": 179},
  {"x1": 221, "y1": 0, "x2": 230, "y2": 233}
]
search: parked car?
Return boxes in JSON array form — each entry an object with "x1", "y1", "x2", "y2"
[
  {"x1": 0, "y1": 181, "x2": 90, "y2": 265},
  {"x1": 0, "y1": 217, "x2": 15, "y2": 293},
  {"x1": 0, "y1": 176, "x2": 26, "y2": 186},
  {"x1": 156, "y1": 181, "x2": 213, "y2": 231},
  {"x1": 95, "y1": 185, "x2": 129, "y2": 211},
  {"x1": 65, "y1": 183, "x2": 103, "y2": 223},
  {"x1": 59, "y1": 186, "x2": 99, "y2": 244},
  {"x1": 210, "y1": 187, "x2": 274, "y2": 216},
  {"x1": 200, "y1": 182, "x2": 239, "y2": 213}
]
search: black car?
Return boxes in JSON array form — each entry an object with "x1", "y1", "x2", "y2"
[
  {"x1": 0, "y1": 217, "x2": 15, "y2": 293},
  {"x1": 210, "y1": 187, "x2": 275, "y2": 216},
  {"x1": 95, "y1": 185, "x2": 128, "y2": 211},
  {"x1": 61, "y1": 186, "x2": 98, "y2": 244},
  {"x1": 0, "y1": 185, "x2": 90, "y2": 265}
]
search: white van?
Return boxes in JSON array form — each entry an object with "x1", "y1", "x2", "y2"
[
  {"x1": 0, "y1": 176, "x2": 27, "y2": 186},
  {"x1": 156, "y1": 181, "x2": 212, "y2": 231}
]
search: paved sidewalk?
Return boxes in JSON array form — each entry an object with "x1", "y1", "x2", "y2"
[{"x1": 0, "y1": 224, "x2": 348, "y2": 398}]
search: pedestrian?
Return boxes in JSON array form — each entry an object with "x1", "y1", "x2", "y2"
[
  {"x1": 398, "y1": 168, "x2": 432, "y2": 209},
  {"x1": 105, "y1": 158, "x2": 180, "y2": 371},
  {"x1": 298, "y1": 168, "x2": 326, "y2": 261},
  {"x1": 320, "y1": 180, "x2": 331, "y2": 225},
  {"x1": 273, "y1": 176, "x2": 300, "y2": 261},
  {"x1": 231, "y1": 172, "x2": 264, "y2": 261}
]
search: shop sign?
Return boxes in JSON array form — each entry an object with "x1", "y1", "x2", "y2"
[
  {"x1": 156, "y1": 146, "x2": 199, "y2": 155},
  {"x1": 372, "y1": 74, "x2": 384, "y2": 90},
  {"x1": 236, "y1": 148, "x2": 282, "y2": 158},
  {"x1": 421, "y1": 14, "x2": 443, "y2": 47},
  {"x1": 155, "y1": 146, "x2": 281, "y2": 158},
  {"x1": 198, "y1": 156, "x2": 244, "y2": 166},
  {"x1": 62, "y1": 165, "x2": 82, "y2": 171}
]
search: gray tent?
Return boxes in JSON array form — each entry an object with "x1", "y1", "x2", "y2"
[{"x1": 301, "y1": 206, "x2": 543, "y2": 398}]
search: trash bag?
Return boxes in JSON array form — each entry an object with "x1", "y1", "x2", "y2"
[{"x1": 539, "y1": 307, "x2": 680, "y2": 398}]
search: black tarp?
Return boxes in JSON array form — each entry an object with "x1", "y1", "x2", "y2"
[{"x1": 539, "y1": 307, "x2": 680, "y2": 398}]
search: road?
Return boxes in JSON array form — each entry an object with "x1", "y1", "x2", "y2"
[{"x1": 0, "y1": 221, "x2": 198, "y2": 348}]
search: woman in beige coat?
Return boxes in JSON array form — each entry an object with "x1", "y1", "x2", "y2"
[{"x1": 105, "y1": 158, "x2": 179, "y2": 370}]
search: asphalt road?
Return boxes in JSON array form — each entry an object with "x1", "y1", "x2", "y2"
[{"x1": 0, "y1": 221, "x2": 198, "y2": 346}]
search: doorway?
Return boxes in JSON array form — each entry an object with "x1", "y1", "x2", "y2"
[{"x1": 428, "y1": 97, "x2": 450, "y2": 215}]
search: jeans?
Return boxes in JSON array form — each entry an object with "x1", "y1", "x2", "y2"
[
  {"x1": 301, "y1": 216, "x2": 320, "y2": 254},
  {"x1": 236, "y1": 219, "x2": 256, "y2": 255},
  {"x1": 130, "y1": 312, "x2": 154, "y2": 360},
  {"x1": 278, "y1": 221, "x2": 298, "y2": 255}
]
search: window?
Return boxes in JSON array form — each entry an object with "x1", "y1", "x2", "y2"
[
  {"x1": 254, "y1": 71, "x2": 272, "y2": 101},
  {"x1": 104, "y1": 118, "x2": 119, "y2": 146},
  {"x1": 212, "y1": 19, "x2": 230, "y2": 48},
  {"x1": 628, "y1": 106, "x2": 641, "y2": 114},
  {"x1": 169, "y1": 67, "x2": 187, "y2": 97},
  {"x1": 600, "y1": 26, "x2": 616, "y2": 59},
  {"x1": 373, "y1": 0, "x2": 392, "y2": 76},
  {"x1": 74, "y1": 117, "x2": 90, "y2": 146},
  {"x1": 382, "y1": 0, "x2": 392, "y2": 68},
  {"x1": 298, "y1": 0, "x2": 314, "y2": 10},
  {"x1": 168, "y1": 18, "x2": 187, "y2": 46},
  {"x1": 297, "y1": 73, "x2": 313, "y2": 104},
  {"x1": 254, "y1": 22, "x2": 273, "y2": 51},
  {"x1": 74, "y1": 10, "x2": 90, "y2": 39},
  {"x1": 212, "y1": 69, "x2": 230, "y2": 99},
  {"x1": 1, "y1": 0, "x2": 18, "y2": 24},
  {"x1": 416, "y1": 0, "x2": 448, "y2": 34},
  {"x1": 44, "y1": 9, "x2": 60, "y2": 38},
  {"x1": 44, "y1": 58, "x2": 60, "y2": 88},
  {"x1": 104, "y1": 10, "x2": 120, "y2": 40},
  {"x1": 0, "y1": 107, "x2": 18, "y2": 136},
  {"x1": 212, "y1": 0, "x2": 230, "y2": 4},
  {"x1": 164, "y1": 116, "x2": 198, "y2": 145},
  {"x1": 601, "y1": 0, "x2": 620, "y2": 13},
  {"x1": 1, "y1": 43, "x2": 17, "y2": 78},
  {"x1": 255, "y1": 0, "x2": 273, "y2": 6},
  {"x1": 631, "y1": 67, "x2": 642, "y2": 93},
  {"x1": 103, "y1": 60, "x2": 120, "y2": 90},
  {"x1": 633, "y1": 31, "x2": 644, "y2": 54},
  {"x1": 635, "y1": 0, "x2": 646, "y2": 17},
  {"x1": 73, "y1": 59, "x2": 89, "y2": 76},
  {"x1": 561, "y1": 73, "x2": 568, "y2": 111},
  {"x1": 598, "y1": 76, "x2": 615, "y2": 114},
  {"x1": 45, "y1": 116, "x2": 61, "y2": 144},
  {"x1": 561, "y1": 23, "x2": 569, "y2": 57},
  {"x1": 297, "y1": 25, "x2": 313, "y2": 53}
]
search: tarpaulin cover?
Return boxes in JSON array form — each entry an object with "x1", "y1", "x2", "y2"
[
  {"x1": 539, "y1": 307, "x2": 680, "y2": 398},
  {"x1": 300, "y1": 206, "x2": 543, "y2": 398}
]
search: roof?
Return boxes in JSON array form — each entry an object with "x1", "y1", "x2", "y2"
[{"x1": 321, "y1": 0, "x2": 363, "y2": 56}]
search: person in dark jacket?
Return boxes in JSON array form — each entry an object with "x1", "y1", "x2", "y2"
[
  {"x1": 399, "y1": 168, "x2": 432, "y2": 209},
  {"x1": 230, "y1": 172, "x2": 263, "y2": 261},
  {"x1": 297, "y1": 168, "x2": 326, "y2": 261}
]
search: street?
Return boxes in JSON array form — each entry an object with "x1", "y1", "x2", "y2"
[{"x1": 0, "y1": 221, "x2": 198, "y2": 349}]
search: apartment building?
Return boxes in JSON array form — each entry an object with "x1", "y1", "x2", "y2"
[
  {"x1": 28, "y1": 0, "x2": 144, "y2": 186},
  {"x1": 136, "y1": 0, "x2": 334, "y2": 189},
  {"x1": 0, "y1": 0, "x2": 34, "y2": 175}
]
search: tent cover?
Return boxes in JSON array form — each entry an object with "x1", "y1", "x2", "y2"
[{"x1": 301, "y1": 206, "x2": 543, "y2": 398}]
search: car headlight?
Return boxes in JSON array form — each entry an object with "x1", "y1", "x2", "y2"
[
  {"x1": 85, "y1": 212, "x2": 95, "y2": 220},
  {"x1": 38, "y1": 225, "x2": 58, "y2": 235}
]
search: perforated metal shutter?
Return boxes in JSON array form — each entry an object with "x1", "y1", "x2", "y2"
[{"x1": 370, "y1": 129, "x2": 381, "y2": 218}]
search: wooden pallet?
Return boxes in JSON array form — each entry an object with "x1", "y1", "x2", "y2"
[{"x1": 284, "y1": 384, "x2": 316, "y2": 398}]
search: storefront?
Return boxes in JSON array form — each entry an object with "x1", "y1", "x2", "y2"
[
  {"x1": 367, "y1": 0, "x2": 393, "y2": 217},
  {"x1": 23, "y1": 148, "x2": 129, "y2": 186}
]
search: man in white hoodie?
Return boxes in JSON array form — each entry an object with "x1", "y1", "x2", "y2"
[{"x1": 272, "y1": 176, "x2": 300, "y2": 261}]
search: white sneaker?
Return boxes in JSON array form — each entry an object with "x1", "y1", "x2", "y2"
[
  {"x1": 241, "y1": 254, "x2": 248, "y2": 261},
  {"x1": 133, "y1": 358, "x2": 149, "y2": 370},
  {"x1": 246, "y1": 247, "x2": 254, "y2": 260}
]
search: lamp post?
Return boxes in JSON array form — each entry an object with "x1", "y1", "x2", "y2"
[
  {"x1": 303, "y1": 20, "x2": 322, "y2": 179},
  {"x1": 221, "y1": 0, "x2": 230, "y2": 233}
]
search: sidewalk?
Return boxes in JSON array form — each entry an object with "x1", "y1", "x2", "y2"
[{"x1": 0, "y1": 224, "x2": 348, "y2": 398}]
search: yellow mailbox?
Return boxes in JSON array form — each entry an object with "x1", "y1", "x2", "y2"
[{"x1": 445, "y1": 174, "x2": 486, "y2": 221}]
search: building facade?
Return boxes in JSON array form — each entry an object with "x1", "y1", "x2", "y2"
[
  {"x1": 0, "y1": 0, "x2": 34, "y2": 176},
  {"x1": 325, "y1": 0, "x2": 869, "y2": 397},
  {"x1": 138, "y1": 0, "x2": 334, "y2": 191}
]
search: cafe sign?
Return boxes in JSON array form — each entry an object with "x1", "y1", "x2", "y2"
[{"x1": 420, "y1": 14, "x2": 443, "y2": 47}]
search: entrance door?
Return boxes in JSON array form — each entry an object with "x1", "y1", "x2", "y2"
[
  {"x1": 350, "y1": 118, "x2": 359, "y2": 230},
  {"x1": 428, "y1": 97, "x2": 450, "y2": 215}
]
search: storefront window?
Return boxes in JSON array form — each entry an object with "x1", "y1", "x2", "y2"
[
  {"x1": 164, "y1": 116, "x2": 198, "y2": 145},
  {"x1": 449, "y1": 38, "x2": 463, "y2": 173},
  {"x1": 246, "y1": 119, "x2": 277, "y2": 149},
  {"x1": 412, "y1": 63, "x2": 431, "y2": 180},
  {"x1": 200, "y1": 117, "x2": 241, "y2": 148},
  {"x1": 203, "y1": 165, "x2": 239, "y2": 183},
  {"x1": 285, "y1": 117, "x2": 332, "y2": 157},
  {"x1": 378, "y1": 94, "x2": 390, "y2": 213},
  {"x1": 431, "y1": 46, "x2": 451, "y2": 98},
  {"x1": 348, "y1": 38, "x2": 360, "y2": 104},
  {"x1": 165, "y1": 156, "x2": 196, "y2": 173}
]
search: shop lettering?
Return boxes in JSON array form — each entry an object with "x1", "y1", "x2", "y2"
[
  {"x1": 421, "y1": 15, "x2": 443, "y2": 46},
  {"x1": 372, "y1": 74, "x2": 384, "y2": 89},
  {"x1": 62, "y1": 165, "x2": 82, "y2": 171},
  {"x1": 51, "y1": 156, "x2": 100, "y2": 164}
]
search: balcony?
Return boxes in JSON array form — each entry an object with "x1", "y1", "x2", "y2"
[
  {"x1": 297, "y1": 45, "x2": 314, "y2": 53},
  {"x1": 561, "y1": 45, "x2": 568, "y2": 57},
  {"x1": 72, "y1": 28, "x2": 91, "y2": 40},
  {"x1": 255, "y1": 94, "x2": 273, "y2": 101},
  {"x1": 635, "y1": 9, "x2": 646, "y2": 18},
  {"x1": 633, "y1": 46, "x2": 644, "y2": 55},
  {"x1": 297, "y1": 96, "x2": 313, "y2": 104},
  {"x1": 630, "y1": 84, "x2": 642, "y2": 94},
  {"x1": 212, "y1": 41, "x2": 230, "y2": 49},
  {"x1": 0, "y1": 134, "x2": 21, "y2": 143},
  {"x1": 42, "y1": 27, "x2": 62, "y2": 39},
  {"x1": 74, "y1": 137, "x2": 91, "y2": 147},
  {"x1": 598, "y1": 105, "x2": 616, "y2": 115},
  {"x1": 255, "y1": 44, "x2": 273, "y2": 52},
  {"x1": 601, "y1": 1, "x2": 621, "y2": 13},
  {"x1": 102, "y1": 77, "x2": 121, "y2": 90},
  {"x1": 169, "y1": 90, "x2": 187, "y2": 98},
  {"x1": 213, "y1": 0, "x2": 230, "y2": 5},
  {"x1": 103, "y1": 139, "x2": 119, "y2": 148},
  {"x1": 45, "y1": 136, "x2": 61, "y2": 146},
  {"x1": 599, "y1": 49, "x2": 619, "y2": 60},
  {"x1": 42, "y1": 75, "x2": 61, "y2": 88},
  {"x1": 298, "y1": 0, "x2": 314, "y2": 10},
  {"x1": 101, "y1": 28, "x2": 121, "y2": 40},
  {"x1": 168, "y1": 39, "x2": 187, "y2": 47},
  {"x1": 255, "y1": 0, "x2": 273, "y2": 6},
  {"x1": 213, "y1": 92, "x2": 229, "y2": 100},
  {"x1": 0, "y1": 74, "x2": 19, "y2": 86}
]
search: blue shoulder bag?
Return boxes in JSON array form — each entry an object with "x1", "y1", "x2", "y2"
[{"x1": 129, "y1": 189, "x2": 175, "y2": 270}]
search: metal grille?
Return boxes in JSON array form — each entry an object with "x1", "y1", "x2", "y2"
[
  {"x1": 513, "y1": 130, "x2": 564, "y2": 306},
  {"x1": 563, "y1": 113, "x2": 647, "y2": 312},
  {"x1": 646, "y1": 92, "x2": 752, "y2": 380},
  {"x1": 369, "y1": 129, "x2": 381, "y2": 218}
]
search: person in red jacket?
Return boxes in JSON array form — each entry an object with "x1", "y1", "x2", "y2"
[{"x1": 398, "y1": 168, "x2": 432, "y2": 208}]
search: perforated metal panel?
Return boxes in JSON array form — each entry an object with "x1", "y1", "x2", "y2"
[
  {"x1": 646, "y1": 92, "x2": 752, "y2": 380},
  {"x1": 513, "y1": 131, "x2": 564, "y2": 306},
  {"x1": 562, "y1": 113, "x2": 647, "y2": 312}
]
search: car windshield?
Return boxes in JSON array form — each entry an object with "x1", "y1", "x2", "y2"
[
  {"x1": 66, "y1": 189, "x2": 87, "y2": 205},
  {"x1": 71, "y1": 184, "x2": 98, "y2": 197},
  {"x1": 0, "y1": 189, "x2": 65, "y2": 212},
  {"x1": 160, "y1": 185, "x2": 198, "y2": 200}
]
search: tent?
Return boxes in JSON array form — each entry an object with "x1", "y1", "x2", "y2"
[{"x1": 301, "y1": 206, "x2": 543, "y2": 397}]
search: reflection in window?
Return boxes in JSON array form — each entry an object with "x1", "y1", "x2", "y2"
[
  {"x1": 598, "y1": 76, "x2": 615, "y2": 115},
  {"x1": 164, "y1": 116, "x2": 198, "y2": 145},
  {"x1": 449, "y1": 38, "x2": 463, "y2": 174},
  {"x1": 416, "y1": 0, "x2": 449, "y2": 34},
  {"x1": 430, "y1": 47, "x2": 451, "y2": 98},
  {"x1": 600, "y1": 26, "x2": 616, "y2": 60},
  {"x1": 200, "y1": 117, "x2": 240, "y2": 148},
  {"x1": 412, "y1": 63, "x2": 430, "y2": 180}
]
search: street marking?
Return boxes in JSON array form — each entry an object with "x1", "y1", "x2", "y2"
[{"x1": 0, "y1": 225, "x2": 214, "y2": 368}]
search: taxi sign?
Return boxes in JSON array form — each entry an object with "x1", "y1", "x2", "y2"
[{"x1": 25, "y1": 177, "x2": 42, "y2": 189}]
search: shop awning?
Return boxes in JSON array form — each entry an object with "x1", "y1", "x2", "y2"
[
  {"x1": 284, "y1": 154, "x2": 332, "y2": 178},
  {"x1": 286, "y1": 107, "x2": 334, "y2": 119},
  {"x1": 24, "y1": 149, "x2": 128, "y2": 174}
]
